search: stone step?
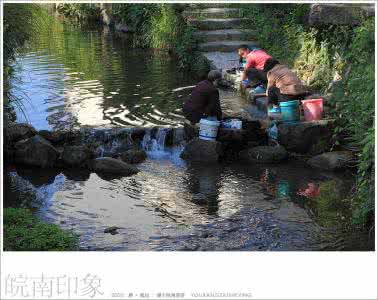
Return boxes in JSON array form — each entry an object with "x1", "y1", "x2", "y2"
[
  {"x1": 194, "y1": 29, "x2": 256, "y2": 43},
  {"x1": 198, "y1": 40, "x2": 258, "y2": 52},
  {"x1": 188, "y1": 18, "x2": 248, "y2": 30},
  {"x1": 183, "y1": 8, "x2": 241, "y2": 19}
]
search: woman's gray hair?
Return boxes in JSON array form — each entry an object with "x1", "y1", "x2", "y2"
[{"x1": 207, "y1": 70, "x2": 222, "y2": 82}]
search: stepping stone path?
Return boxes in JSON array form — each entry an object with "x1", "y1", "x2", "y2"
[
  {"x1": 183, "y1": 4, "x2": 262, "y2": 120},
  {"x1": 183, "y1": 5, "x2": 257, "y2": 72}
]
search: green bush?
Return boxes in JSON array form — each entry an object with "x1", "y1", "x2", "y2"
[
  {"x1": 112, "y1": 4, "x2": 161, "y2": 47},
  {"x1": 56, "y1": 4, "x2": 101, "y2": 22},
  {"x1": 112, "y1": 4, "x2": 197, "y2": 70},
  {"x1": 332, "y1": 19, "x2": 375, "y2": 224},
  {"x1": 3, "y1": 208, "x2": 79, "y2": 251}
]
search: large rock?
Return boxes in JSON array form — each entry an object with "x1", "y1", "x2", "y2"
[
  {"x1": 307, "y1": 151, "x2": 355, "y2": 171},
  {"x1": 120, "y1": 149, "x2": 147, "y2": 164},
  {"x1": 5, "y1": 123, "x2": 37, "y2": 144},
  {"x1": 90, "y1": 157, "x2": 139, "y2": 176},
  {"x1": 62, "y1": 145, "x2": 93, "y2": 167},
  {"x1": 239, "y1": 145, "x2": 288, "y2": 163},
  {"x1": 180, "y1": 137, "x2": 222, "y2": 162},
  {"x1": 308, "y1": 4, "x2": 374, "y2": 26},
  {"x1": 14, "y1": 135, "x2": 59, "y2": 168},
  {"x1": 277, "y1": 120, "x2": 334, "y2": 154},
  {"x1": 38, "y1": 130, "x2": 79, "y2": 145}
]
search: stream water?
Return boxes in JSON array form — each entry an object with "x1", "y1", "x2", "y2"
[{"x1": 5, "y1": 18, "x2": 373, "y2": 251}]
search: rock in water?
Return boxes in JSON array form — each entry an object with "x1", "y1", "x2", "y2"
[
  {"x1": 5, "y1": 123, "x2": 37, "y2": 144},
  {"x1": 14, "y1": 135, "x2": 59, "y2": 168},
  {"x1": 239, "y1": 145, "x2": 288, "y2": 163},
  {"x1": 277, "y1": 120, "x2": 334, "y2": 154},
  {"x1": 104, "y1": 226, "x2": 120, "y2": 235},
  {"x1": 90, "y1": 157, "x2": 139, "y2": 176},
  {"x1": 62, "y1": 145, "x2": 93, "y2": 167},
  {"x1": 307, "y1": 151, "x2": 355, "y2": 171},
  {"x1": 180, "y1": 137, "x2": 223, "y2": 162},
  {"x1": 120, "y1": 149, "x2": 147, "y2": 164}
]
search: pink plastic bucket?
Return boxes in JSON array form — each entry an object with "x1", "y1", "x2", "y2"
[{"x1": 301, "y1": 98, "x2": 323, "y2": 121}]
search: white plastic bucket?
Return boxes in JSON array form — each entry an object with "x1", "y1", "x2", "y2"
[
  {"x1": 199, "y1": 118, "x2": 220, "y2": 141},
  {"x1": 221, "y1": 119, "x2": 242, "y2": 130}
]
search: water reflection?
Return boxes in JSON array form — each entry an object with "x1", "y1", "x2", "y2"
[
  {"x1": 13, "y1": 19, "x2": 196, "y2": 130},
  {"x1": 184, "y1": 163, "x2": 223, "y2": 216},
  {"x1": 4, "y1": 156, "x2": 371, "y2": 250}
]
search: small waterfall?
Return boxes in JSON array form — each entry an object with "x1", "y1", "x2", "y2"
[
  {"x1": 142, "y1": 128, "x2": 168, "y2": 152},
  {"x1": 141, "y1": 128, "x2": 172, "y2": 159},
  {"x1": 156, "y1": 128, "x2": 168, "y2": 151}
]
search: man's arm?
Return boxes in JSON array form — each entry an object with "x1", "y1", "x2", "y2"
[{"x1": 241, "y1": 55, "x2": 255, "y2": 80}]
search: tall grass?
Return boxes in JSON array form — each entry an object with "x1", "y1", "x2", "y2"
[{"x1": 3, "y1": 4, "x2": 48, "y2": 119}]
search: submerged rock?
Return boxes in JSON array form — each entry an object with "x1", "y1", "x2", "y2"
[
  {"x1": 277, "y1": 120, "x2": 334, "y2": 154},
  {"x1": 62, "y1": 145, "x2": 93, "y2": 167},
  {"x1": 90, "y1": 157, "x2": 139, "y2": 176},
  {"x1": 180, "y1": 137, "x2": 222, "y2": 162},
  {"x1": 307, "y1": 151, "x2": 355, "y2": 171},
  {"x1": 239, "y1": 145, "x2": 288, "y2": 163},
  {"x1": 104, "y1": 226, "x2": 121, "y2": 235},
  {"x1": 120, "y1": 149, "x2": 147, "y2": 164},
  {"x1": 14, "y1": 135, "x2": 59, "y2": 168}
]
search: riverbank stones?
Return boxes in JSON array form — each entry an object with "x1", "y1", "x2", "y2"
[
  {"x1": 90, "y1": 157, "x2": 139, "y2": 176},
  {"x1": 121, "y1": 149, "x2": 147, "y2": 164},
  {"x1": 277, "y1": 120, "x2": 334, "y2": 154},
  {"x1": 180, "y1": 137, "x2": 223, "y2": 163},
  {"x1": 14, "y1": 135, "x2": 59, "y2": 168},
  {"x1": 62, "y1": 145, "x2": 93, "y2": 167},
  {"x1": 5, "y1": 123, "x2": 37, "y2": 144},
  {"x1": 307, "y1": 151, "x2": 355, "y2": 171}
]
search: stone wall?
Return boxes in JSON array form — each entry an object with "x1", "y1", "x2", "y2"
[{"x1": 308, "y1": 4, "x2": 375, "y2": 26}]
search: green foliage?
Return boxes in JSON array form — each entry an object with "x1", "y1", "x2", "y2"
[
  {"x1": 56, "y1": 4, "x2": 101, "y2": 22},
  {"x1": 3, "y1": 208, "x2": 79, "y2": 251},
  {"x1": 239, "y1": 4, "x2": 309, "y2": 66},
  {"x1": 3, "y1": 4, "x2": 46, "y2": 67},
  {"x1": 112, "y1": 4, "x2": 197, "y2": 71},
  {"x1": 332, "y1": 19, "x2": 375, "y2": 225},
  {"x1": 112, "y1": 4, "x2": 161, "y2": 47}
]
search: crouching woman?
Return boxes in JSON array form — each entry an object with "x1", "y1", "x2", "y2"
[{"x1": 266, "y1": 61, "x2": 310, "y2": 107}]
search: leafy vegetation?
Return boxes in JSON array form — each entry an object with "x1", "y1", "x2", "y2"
[
  {"x1": 56, "y1": 3, "x2": 101, "y2": 23},
  {"x1": 3, "y1": 208, "x2": 79, "y2": 251}
]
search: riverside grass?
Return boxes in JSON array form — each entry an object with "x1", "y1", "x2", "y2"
[{"x1": 3, "y1": 208, "x2": 79, "y2": 251}]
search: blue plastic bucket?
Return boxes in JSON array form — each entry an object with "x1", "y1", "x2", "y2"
[{"x1": 279, "y1": 100, "x2": 300, "y2": 122}]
